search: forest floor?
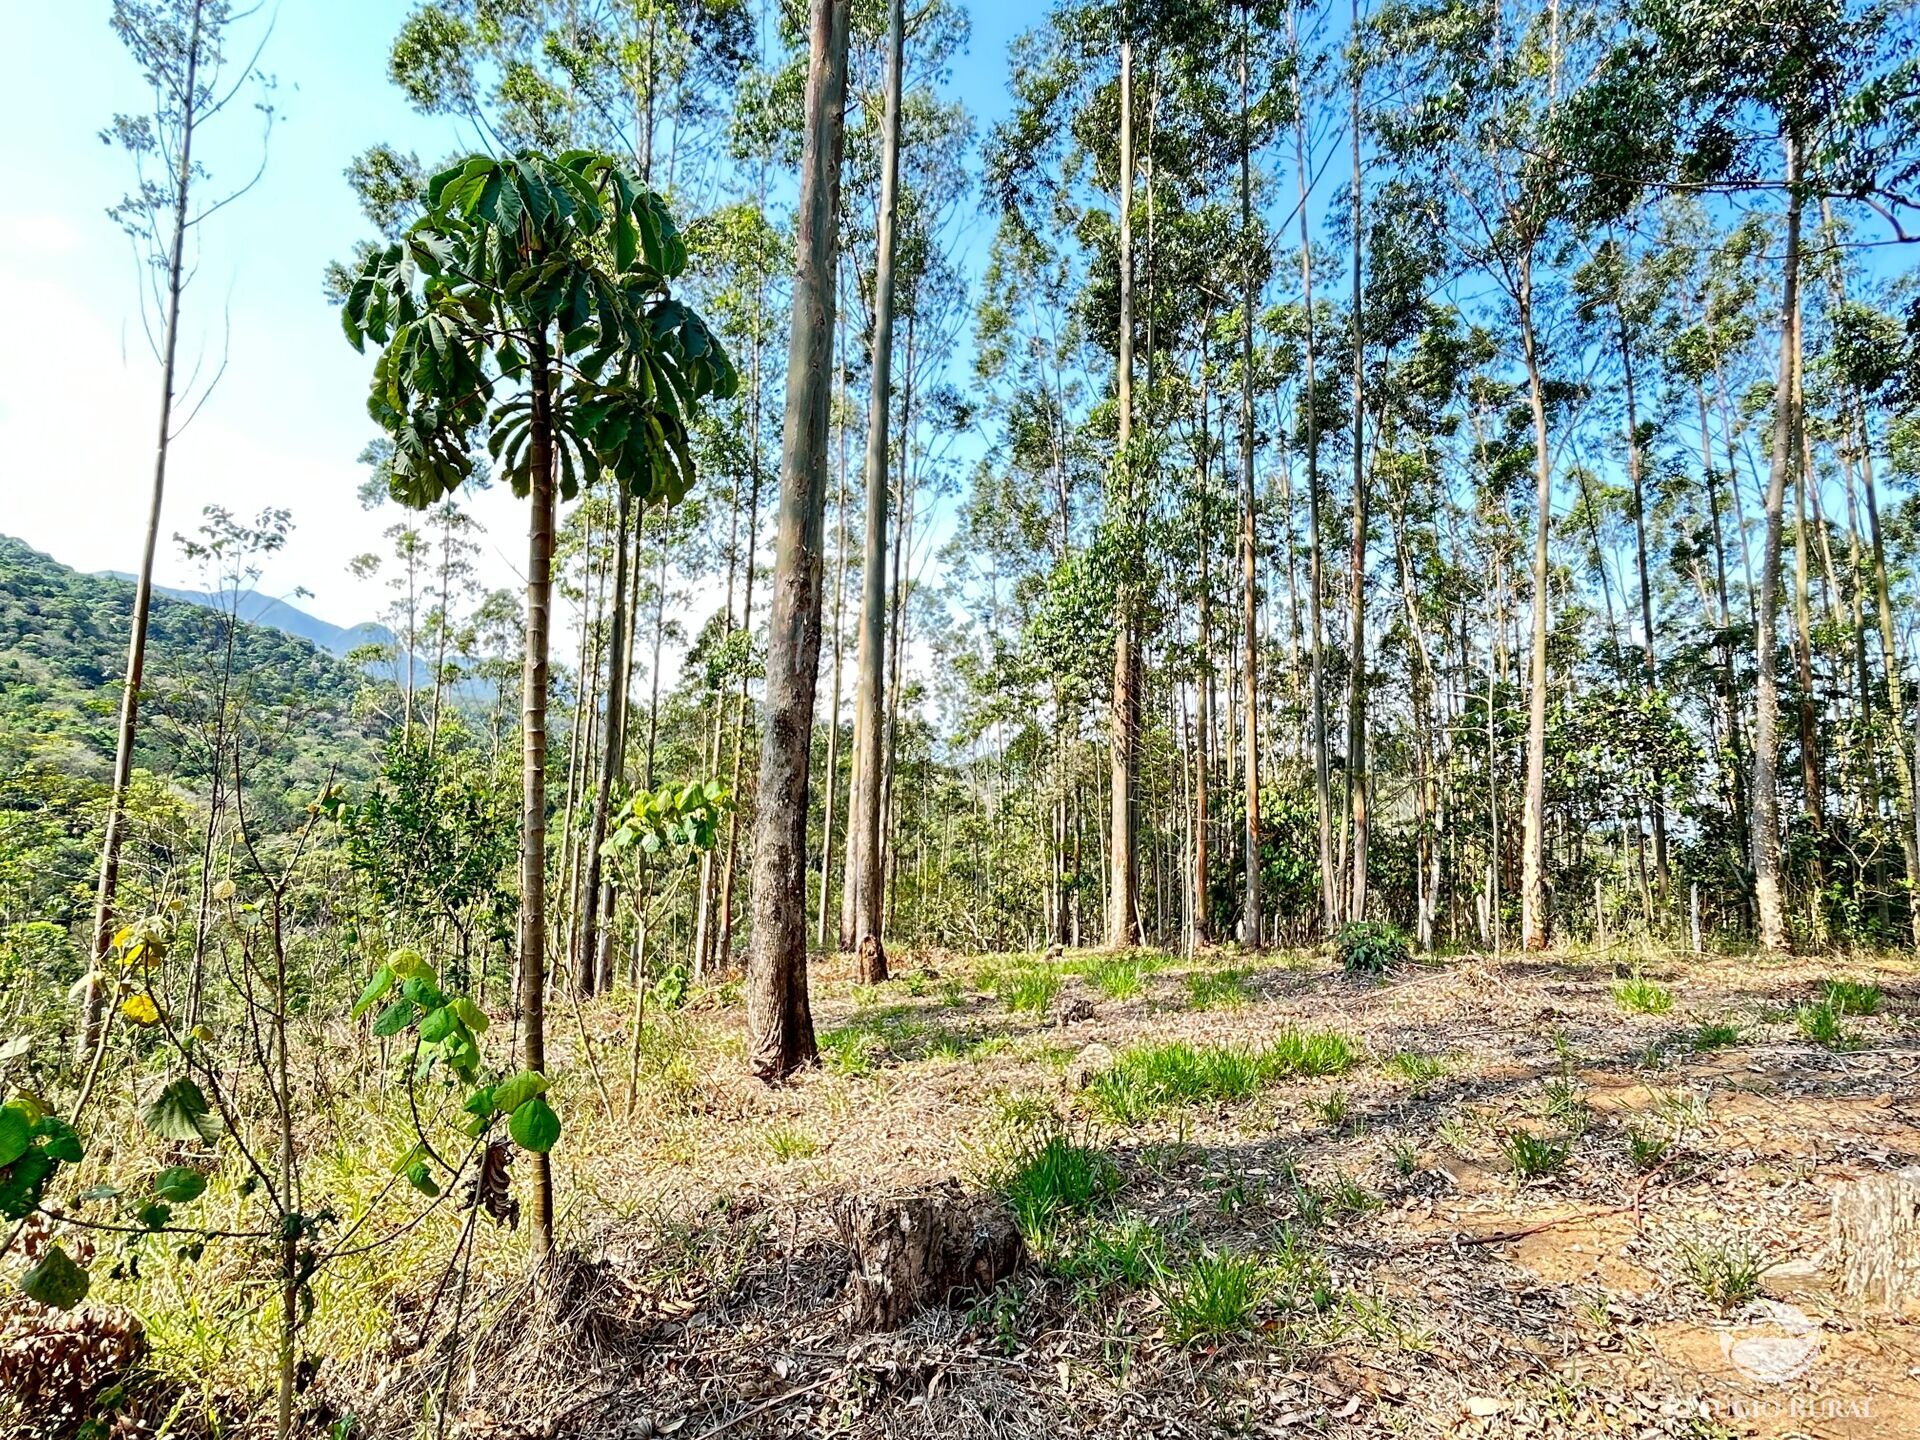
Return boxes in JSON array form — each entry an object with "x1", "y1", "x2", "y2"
[{"x1": 322, "y1": 940, "x2": 1920, "y2": 1440}]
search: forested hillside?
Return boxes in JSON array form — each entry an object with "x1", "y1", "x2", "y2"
[
  {"x1": 0, "y1": 534, "x2": 373, "y2": 1019},
  {"x1": 4, "y1": 0, "x2": 1920, "y2": 1437}
]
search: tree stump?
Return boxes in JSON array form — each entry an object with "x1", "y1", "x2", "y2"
[
  {"x1": 1831, "y1": 1167, "x2": 1920, "y2": 1308},
  {"x1": 831, "y1": 1181, "x2": 1023, "y2": 1331}
]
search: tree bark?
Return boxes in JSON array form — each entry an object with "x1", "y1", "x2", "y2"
[
  {"x1": 1345, "y1": 22, "x2": 1368, "y2": 925},
  {"x1": 849, "y1": 0, "x2": 905, "y2": 984},
  {"x1": 1518, "y1": 255, "x2": 1553, "y2": 952},
  {"x1": 1750, "y1": 134, "x2": 1802, "y2": 956},
  {"x1": 1238, "y1": 14, "x2": 1262, "y2": 948},
  {"x1": 1107, "y1": 27, "x2": 1139, "y2": 950},
  {"x1": 745, "y1": 0, "x2": 850, "y2": 1081},
  {"x1": 520, "y1": 334, "x2": 558, "y2": 1252}
]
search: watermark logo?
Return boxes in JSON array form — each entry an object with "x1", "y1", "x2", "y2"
[{"x1": 1720, "y1": 1300, "x2": 1821, "y2": 1384}]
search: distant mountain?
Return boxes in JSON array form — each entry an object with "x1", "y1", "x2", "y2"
[
  {"x1": 96, "y1": 572, "x2": 389, "y2": 659},
  {"x1": 0, "y1": 533, "x2": 372, "y2": 778}
]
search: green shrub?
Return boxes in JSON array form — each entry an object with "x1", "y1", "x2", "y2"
[{"x1": 1335, "y1": 921, "x2": 1408, "y2": 976}]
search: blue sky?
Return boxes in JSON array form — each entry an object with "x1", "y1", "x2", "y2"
[{"x1": 2, "y1": 1, "x2": 1023, "y2": 631}]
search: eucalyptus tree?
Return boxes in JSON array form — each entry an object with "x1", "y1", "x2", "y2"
[
  {"x1": 746, "y1": 0, "x2": 853, "y2": 1082},
  {"x1": 82, "y1": 0, "x2": 274, "y2": 1061},
  {"x1": 846, "y1": 0, "x2": 907, "y2": 984},
  {"x1": 1613, "y1": 0, "x2": 1920, "y2": 950},
  {"x1": 343, "y1": 150, "x2": 737, "y2": 1247},
  {"x1": 1367, "y1": 0, "x2": 1597, "y2": 948}
]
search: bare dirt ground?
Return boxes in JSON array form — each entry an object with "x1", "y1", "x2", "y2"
[{"x1": 358, "y1": 944, "x2": 1920, "y2": 1440}]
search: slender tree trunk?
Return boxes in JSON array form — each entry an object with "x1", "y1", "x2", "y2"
[
  {"x1": 519, "y1": 336, "x2": 559, "y2": 1251},
  {"x1": 818, "y1": 321, "x2": 850, "y2": 949},
  {"x1": 579, "y1": 483, "x2": 632, "y2": 995},
  {"x1": 1107, "y1": 26, "x2": 1139, "y2": 950},
  {"x1": 1195, "y1": 354, "x2": 1213, "y2": 945},
  {"x1": 849, "y1": 0, "x2": 905, "y2": 983},
  {"x1": 746, "y1": 0, "x2": 849, "y2": 1080},
  {"x1": 1750, "y1": 135, "x2": 1803, "y2": 956},
  {"x1": 1290, "y1": 9, "x2": 1335, "y2": 938},
  {"x1": 1238, "y1": 15, "x2": 1262, "y2": 947},
  {"x1": 1344, "y1": 25, "x2": 1368, "y2": 924},
  {"x1": 1517, "y1": 255, "x2": 1554, "y2": 951},
  {"x1": 1618, "y1": 313, "x2": 1668, "y2": 901},
  {"x1": 83, "y1": 0, "x2": 204, "y2": 1059}
]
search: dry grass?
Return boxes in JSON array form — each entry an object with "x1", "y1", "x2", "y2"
[{"x1": 37, "y1": 941, "x2": 1920, "y2": 1440}]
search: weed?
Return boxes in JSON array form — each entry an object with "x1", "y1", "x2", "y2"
[
  {"x1": 997, "y1": 964, "x2": 1062, "y2": 1016},
  {"x1": 1159, "y1": 1249, "x2": 1270, "y2": 1343},
  {"x1": 1186, "y1": 967, "x2": 1253, "y2": 1009},
  {"x1": 988, "y1": 1106, "x2": 1118, "y2": 1243},
  {"x1": 1311, "y1": 1088, "x2": 1354, "y2": 1131},
  {"x1": 1383, "y1": 1050, "x2": 1449, "y2": 1088},
  {"x1": 1678, "y1": 1235, "x2": 1769, "y2": 1308},
  {"x1": 1501, "y1": 1129, "x2": 1572, "y2": 1180},
  {"x1": 1087, "y1": 1042, "x2": 1268, "y2": 1123},
  {"x1": 818, "y1": 1025, "x2": 886, "y2": 1075},
  {"x1": 1691, "y1": 1020, "x2": 1743, "y2": 1050},
  {"x1": 1335, "y1": 920, "x2": 1409, "y2": 976},
  {"x1": 764, "y1": 1124, "x2": 818, "y2": 1162},
  {"x1": 1389, "y1": 1137, "x2": 1418, "y2": 1176},
  {"x1": 1542, "y1": 1076, "x2": 1587, "y2": 1129},
  {"x1": 1071, "y1": 951, "x2": 1166, "y2": 1000},
  {"x1": 1624, "y1": 1125, "x2": 1669, "y2": 1170},
  {"x1": 938, "y1": 977, "x2": 967, "y2": 1007},
  {"x1": 1056, "y1": 1215, "x2": 1166, "y2": 1288},
  {"x1": 1613, "y1": 975, "x2": 1674, "y2": 1015},
  {"x1": 1266, "y1": 1026, "x2": 1359, "y2": 1078},
  {"x1": 1320, "y1": 1173, "x2": 1382, "y2": 1218},
  {"x1": 1650, "y1": 1086, "x2": 1708, "y2": 1133},
  {"x1": 1795, "y1": 1000, "x2": 1857, "y2": 1050},
  {"x1": 1820, "y1": 978, "x2": 1881, "y2": 1017}
]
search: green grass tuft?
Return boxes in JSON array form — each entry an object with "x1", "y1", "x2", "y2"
[
  {"x1": 1795, "y1": 999, "x2": 1858, "y2": 1050},
  {"x1": 1613, "y1": 975, "x2": 1674, "y2": 1015},
  {"x1": 1159, "y1": 1248, "x2": 1270, "y2": 1343},
  {"x1": 1679, "y1": 1235, "x2": 1769, "y2": 1308},
  {"x1": 1383, "y1": 1050, "x2": 1449, "y2": 1087},
  {"x1": 1186, "y1": 966, "x2": 1253, "y2": 1009},
  {"x1": 1501, "y1": 1129, "x2": 1572, "y2": 1180},
  {"x1": 1085, "y1": 1029, "x2": 1358, "y2": 1124},
  {"x1": 1820, "y1": 978, "x2": 1882, "y2": 1017},
  {"x1": 996, "y1": 963, "x2": 1063, "y2": 1016},
  {"x1": 1690, "y1": 1020, "x2": 1743, "y2": 1050}
]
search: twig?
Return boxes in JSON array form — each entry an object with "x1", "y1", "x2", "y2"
[{"x1": 687, "y1": 1375, "x2": 834, "y2": 1440}]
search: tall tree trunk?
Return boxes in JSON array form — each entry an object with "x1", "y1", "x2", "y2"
[
  {"x1": 1238, "y1": 14, "x2": 1262, "y2": 948},
  {"x1": 849, "y1": 0, "x2": 905, "y2": 984},
  {"x1": 82, "y1": 0, "x2": 204, "y2": 1060},
  {"x1": 745, "y1": 0, "x2": 850, "y2": 1081},
  {"x1": 1290, "y1": 5, "x2": 1335, "y2": 938},
  {"x1": 1517, "y1": 254, "x2": 1554, "y2": 951},
  {"x1": 1195, "y1": 355, "x2": 1213, "y2": 946},
  {"x1": 1618, "y1": 309, "x2": 1668, "y2": 901},
  {"x1": 579, "y1": 484, "x2": 632, "y2": 995},
  {"x1": 1344, "y1": 20, "x2": 1368, "y2": 924},
  {"x1": 1107, "y1": 26, "x2": 1140, "y2": 950},
  {"x1": 519, "y1": 335, "x2": 558, "y2": 1252},
  {"x1": 819, "y1": 320, "x2": 850, "y2": 950},
  {"x1": 1750, "y1": 135, "x2": 1803, "y2": 956}
]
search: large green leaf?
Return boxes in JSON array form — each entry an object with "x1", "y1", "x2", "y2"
[
  {"x1": 0, "y1": 1104, "x2": 29, "y2": 1167},
  {"x1": 141, "y1": 1078, "x2": 221, "y2": 1143},
  {"x1": 509, "y1": 1095, "x2": 561, "y2": 1154},
  {"x1": 491, "y1": 1069, "x2": 547, "y2": 1116},
  {"x1": 19, "y1": 1244, "x2": 89, "y2": 1310}
]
